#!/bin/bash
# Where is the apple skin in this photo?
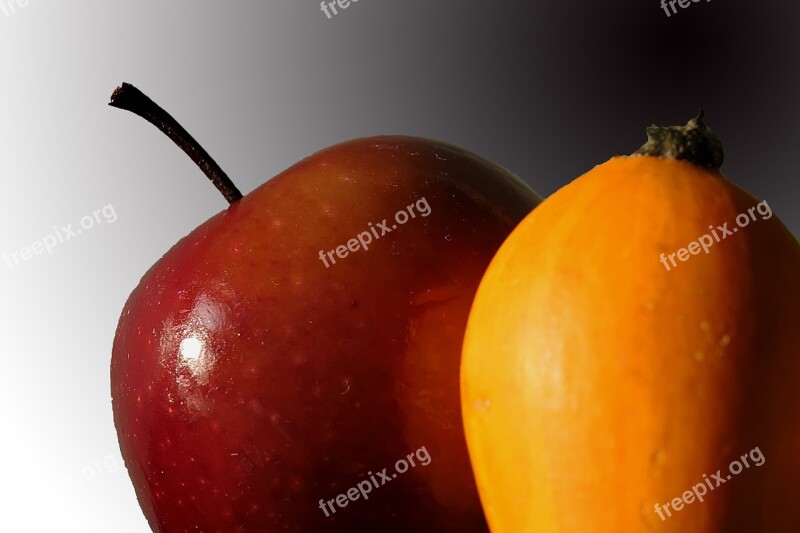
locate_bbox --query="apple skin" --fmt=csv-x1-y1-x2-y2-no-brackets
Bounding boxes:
111,136,540,532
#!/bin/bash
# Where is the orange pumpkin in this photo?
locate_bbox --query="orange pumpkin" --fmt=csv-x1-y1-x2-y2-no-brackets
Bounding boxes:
461,113,800,532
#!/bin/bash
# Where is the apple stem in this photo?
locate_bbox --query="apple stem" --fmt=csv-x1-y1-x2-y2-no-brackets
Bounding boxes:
108,82,243,204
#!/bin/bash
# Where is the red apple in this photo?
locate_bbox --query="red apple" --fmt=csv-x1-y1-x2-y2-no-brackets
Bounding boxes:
109,83,541,532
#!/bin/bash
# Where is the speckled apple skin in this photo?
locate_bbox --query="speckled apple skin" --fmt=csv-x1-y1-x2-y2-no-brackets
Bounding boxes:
111,136,540,532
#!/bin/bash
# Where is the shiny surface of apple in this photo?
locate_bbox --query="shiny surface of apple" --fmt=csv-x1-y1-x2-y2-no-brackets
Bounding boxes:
111,136,540,532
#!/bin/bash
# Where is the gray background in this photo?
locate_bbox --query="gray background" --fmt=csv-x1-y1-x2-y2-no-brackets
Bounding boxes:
1,0,797,531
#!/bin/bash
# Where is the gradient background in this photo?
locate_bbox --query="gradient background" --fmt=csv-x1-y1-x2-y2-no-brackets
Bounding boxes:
0,0,798,531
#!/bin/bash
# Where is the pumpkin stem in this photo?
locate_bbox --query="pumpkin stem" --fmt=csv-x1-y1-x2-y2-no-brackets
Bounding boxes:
632,110,724,171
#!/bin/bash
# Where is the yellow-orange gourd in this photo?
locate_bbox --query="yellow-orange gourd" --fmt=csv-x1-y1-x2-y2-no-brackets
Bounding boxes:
461,114,800,532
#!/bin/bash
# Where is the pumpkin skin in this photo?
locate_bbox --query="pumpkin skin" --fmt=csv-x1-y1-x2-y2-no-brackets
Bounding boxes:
461,153,800,532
